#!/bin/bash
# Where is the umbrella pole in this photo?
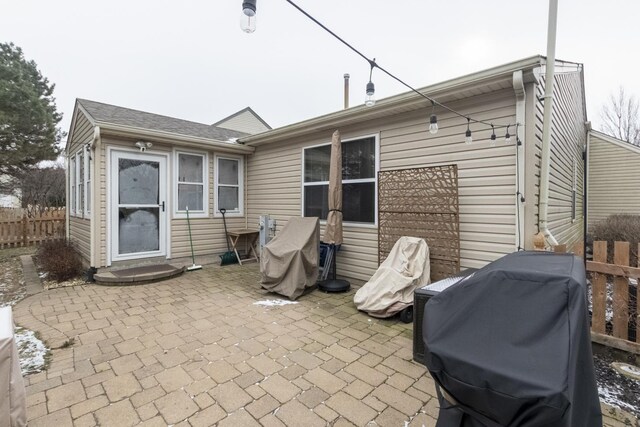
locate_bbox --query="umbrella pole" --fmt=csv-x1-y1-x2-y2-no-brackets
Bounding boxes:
319,244,350,293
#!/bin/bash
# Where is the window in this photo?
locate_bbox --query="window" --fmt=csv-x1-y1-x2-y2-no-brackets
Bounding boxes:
85,149,91,216
78,151,84,214
175,152,207,217
70,156,76,215
303,135,377,224
215,155,243,215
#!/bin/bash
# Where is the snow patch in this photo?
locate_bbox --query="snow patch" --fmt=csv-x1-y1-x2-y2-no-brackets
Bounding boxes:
14,327,49,375
599,383,639,415
253,299,298,307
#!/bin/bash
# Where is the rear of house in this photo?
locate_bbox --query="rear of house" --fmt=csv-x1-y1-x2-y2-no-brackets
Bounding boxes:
242,56,587,282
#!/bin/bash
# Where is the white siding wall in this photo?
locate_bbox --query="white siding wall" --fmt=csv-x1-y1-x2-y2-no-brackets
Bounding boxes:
67,109,94,262
588,133,640,227
247,89,518,281
532,71,586,248
216,110,270,135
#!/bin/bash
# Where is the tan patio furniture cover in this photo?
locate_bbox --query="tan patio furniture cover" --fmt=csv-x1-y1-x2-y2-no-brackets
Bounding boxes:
354,236,430,317
260,217,320,300
322,130,343,245
0,307,27,427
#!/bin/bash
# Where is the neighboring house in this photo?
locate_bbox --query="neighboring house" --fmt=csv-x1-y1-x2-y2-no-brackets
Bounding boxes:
65,99,265,268
0,175,20,208
241,55,586,280
67,55,587,282
587,130,640,228
212,107,271,134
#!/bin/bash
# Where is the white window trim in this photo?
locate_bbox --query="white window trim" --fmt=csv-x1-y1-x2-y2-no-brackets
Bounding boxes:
173,150,209,219
84,147,91,218
76,151,83,216
214,154,244,217
571,158,577,223
69,155,76,216
301,133,380,228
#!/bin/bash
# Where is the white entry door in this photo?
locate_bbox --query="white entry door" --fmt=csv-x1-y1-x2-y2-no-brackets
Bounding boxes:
110,150,167,262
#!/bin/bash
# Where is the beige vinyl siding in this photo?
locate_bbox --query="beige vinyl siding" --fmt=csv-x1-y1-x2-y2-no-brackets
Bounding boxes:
534,71,586,247
247,89,518,281
69,216,90,262
588,133,640,227
216,110,270,134
68,109,93,155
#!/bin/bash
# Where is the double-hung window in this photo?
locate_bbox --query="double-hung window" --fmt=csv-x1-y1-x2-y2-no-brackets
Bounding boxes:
78,151,84,214
70,156,76,216
176,152,207,217
303,135,377,224
85,149,91,216
215,155,243,215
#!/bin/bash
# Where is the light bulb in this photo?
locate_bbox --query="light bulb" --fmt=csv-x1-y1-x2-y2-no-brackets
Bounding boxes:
429,114,438,134
505,125,512,144
365,81,375,107
240,0,257,33
490,128,497,146
465,129,473,144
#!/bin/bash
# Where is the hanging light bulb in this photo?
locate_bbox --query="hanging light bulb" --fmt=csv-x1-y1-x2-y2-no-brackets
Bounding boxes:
505,125,512,144
429,101,438,134
465,118,472,144
490,124,497,147
365,60,376,107
240,0,257,33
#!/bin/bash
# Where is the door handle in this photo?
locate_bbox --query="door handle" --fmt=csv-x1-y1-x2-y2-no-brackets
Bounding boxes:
160,201,165,212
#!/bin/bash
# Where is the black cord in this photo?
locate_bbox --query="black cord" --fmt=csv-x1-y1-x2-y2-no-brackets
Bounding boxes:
284,0,514,129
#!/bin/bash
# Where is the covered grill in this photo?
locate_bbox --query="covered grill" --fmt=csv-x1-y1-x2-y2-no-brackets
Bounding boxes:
423,251,602,427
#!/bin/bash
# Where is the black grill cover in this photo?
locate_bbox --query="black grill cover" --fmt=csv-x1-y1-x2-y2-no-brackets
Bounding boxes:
423,251,602,427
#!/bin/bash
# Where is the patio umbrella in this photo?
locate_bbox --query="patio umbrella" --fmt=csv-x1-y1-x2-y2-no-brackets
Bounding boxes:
319,130,350,292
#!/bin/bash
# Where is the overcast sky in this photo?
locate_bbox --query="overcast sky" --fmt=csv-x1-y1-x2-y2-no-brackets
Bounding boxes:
2,0,639,145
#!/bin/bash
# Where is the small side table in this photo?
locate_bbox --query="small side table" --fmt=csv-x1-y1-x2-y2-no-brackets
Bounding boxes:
227,229,260,265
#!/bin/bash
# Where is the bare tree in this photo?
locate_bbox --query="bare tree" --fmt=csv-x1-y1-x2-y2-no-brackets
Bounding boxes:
16,164,65,217
600,87,640,145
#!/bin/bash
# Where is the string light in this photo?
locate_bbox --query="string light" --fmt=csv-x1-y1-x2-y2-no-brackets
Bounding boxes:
490,124,497,147
365,60,376,107
241,0,519,144
505,125,512,144
429,101,438,134
240,0,257,33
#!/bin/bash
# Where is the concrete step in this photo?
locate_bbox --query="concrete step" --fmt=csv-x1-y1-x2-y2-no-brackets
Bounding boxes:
94,264,185,285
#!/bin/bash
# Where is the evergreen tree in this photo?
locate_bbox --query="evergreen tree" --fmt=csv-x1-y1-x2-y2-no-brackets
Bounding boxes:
0,42,63,189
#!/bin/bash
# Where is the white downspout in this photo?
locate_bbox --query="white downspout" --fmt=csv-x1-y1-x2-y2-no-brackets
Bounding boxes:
512,70,526,251
538,0,559,247
90,127,101,268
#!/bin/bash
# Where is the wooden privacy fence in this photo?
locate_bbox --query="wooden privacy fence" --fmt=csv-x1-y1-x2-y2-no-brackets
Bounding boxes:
0,210,66,248
557,241,639,345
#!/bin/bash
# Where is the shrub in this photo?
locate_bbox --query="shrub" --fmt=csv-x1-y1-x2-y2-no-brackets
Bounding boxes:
36,239,83,282
589,214,640,266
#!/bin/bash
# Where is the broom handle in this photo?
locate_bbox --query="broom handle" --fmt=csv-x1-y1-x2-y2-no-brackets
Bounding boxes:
220,208,233,253
186,206,196,264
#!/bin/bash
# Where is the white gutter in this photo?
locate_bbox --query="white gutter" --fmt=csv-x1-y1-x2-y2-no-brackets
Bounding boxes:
90,126,101,268
95,122,255,155
512,70,526,251
538,0,559,248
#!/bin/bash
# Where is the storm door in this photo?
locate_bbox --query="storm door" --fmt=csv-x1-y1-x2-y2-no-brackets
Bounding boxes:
110,150,167,261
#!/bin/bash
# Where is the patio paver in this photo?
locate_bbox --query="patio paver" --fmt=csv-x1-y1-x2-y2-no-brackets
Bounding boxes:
12,260,637,426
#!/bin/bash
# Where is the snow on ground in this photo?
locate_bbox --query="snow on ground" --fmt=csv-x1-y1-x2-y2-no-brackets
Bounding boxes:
14,327,49,375
253,299,299,307
599,383,640,416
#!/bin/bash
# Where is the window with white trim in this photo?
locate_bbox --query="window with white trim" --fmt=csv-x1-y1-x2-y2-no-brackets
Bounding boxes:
85,148,91,216
175,152,207,217
303,136,377,224
215,155,243,215
78,150,84,214
69,155,76,216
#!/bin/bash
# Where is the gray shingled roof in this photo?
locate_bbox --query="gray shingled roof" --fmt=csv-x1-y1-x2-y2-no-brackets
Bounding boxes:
77,99,249,141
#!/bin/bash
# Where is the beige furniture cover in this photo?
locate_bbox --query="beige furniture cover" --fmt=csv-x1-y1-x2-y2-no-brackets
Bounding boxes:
260,217,320,300
0,307,26,427
354,236,430,317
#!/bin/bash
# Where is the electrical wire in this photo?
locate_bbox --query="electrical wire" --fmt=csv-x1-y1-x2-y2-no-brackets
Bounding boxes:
284,0,515,129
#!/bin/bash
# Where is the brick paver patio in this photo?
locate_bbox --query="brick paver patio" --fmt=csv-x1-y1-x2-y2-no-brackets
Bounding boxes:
13,263,440,426
12,260,637,426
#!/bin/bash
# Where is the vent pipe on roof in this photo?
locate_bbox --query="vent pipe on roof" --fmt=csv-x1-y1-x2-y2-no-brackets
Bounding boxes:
538,0,559,248
343,73,350,109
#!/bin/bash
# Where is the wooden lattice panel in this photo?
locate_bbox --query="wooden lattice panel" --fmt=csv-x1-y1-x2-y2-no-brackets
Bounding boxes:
378,165,460,281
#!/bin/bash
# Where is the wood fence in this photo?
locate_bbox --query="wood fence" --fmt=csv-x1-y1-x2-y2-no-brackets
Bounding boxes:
0,209,66,248
556,241,639,348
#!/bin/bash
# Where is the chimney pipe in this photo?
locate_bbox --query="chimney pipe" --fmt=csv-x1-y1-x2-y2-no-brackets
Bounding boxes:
343,73,350,109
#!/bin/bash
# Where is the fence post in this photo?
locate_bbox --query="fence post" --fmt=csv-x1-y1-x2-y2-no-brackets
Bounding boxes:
21,214,28,247
592,241,607,334
613,241,630,340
